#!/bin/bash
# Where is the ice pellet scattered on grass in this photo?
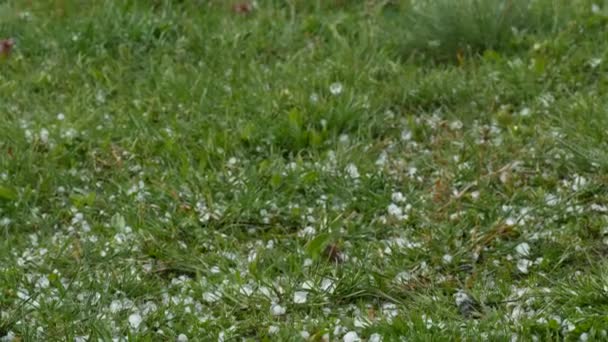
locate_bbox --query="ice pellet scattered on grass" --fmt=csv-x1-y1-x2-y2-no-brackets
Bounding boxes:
239,284,254,297
329,82,343,95
343,331,361,342
271,303,286,316
515,242,530,257
391,192,406,203
128,313,142,329
294,291,308,304
517,259,532,274
345,163,360,179
321,278,335,293
369,333,383,342
203,291,221,303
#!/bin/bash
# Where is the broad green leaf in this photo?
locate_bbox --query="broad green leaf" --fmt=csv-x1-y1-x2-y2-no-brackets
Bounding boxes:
0,185,17,201
111,213,126,230
306,233,330,259
70,192,96,208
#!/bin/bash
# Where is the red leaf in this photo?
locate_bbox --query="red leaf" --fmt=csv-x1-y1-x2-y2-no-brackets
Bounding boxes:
0,38,14,57
323,244,344,263
232,2,253,14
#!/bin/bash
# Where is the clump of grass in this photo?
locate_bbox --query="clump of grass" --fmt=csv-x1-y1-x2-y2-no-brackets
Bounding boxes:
400,0,581,62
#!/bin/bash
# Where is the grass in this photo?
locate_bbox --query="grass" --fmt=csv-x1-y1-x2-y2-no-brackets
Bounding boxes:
399,0,581,62
1,0,608,340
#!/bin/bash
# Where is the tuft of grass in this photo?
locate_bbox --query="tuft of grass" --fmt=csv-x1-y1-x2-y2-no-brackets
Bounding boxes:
399,0,585,62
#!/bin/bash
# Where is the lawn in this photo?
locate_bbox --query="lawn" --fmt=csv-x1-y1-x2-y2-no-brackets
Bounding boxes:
2,0,608,340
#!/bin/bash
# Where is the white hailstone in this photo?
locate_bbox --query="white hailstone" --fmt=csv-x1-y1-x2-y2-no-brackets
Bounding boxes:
369,333,383,342
589,58,602,69
562,319,575,333
300,331,310,339
329,82,343,95
239,284,254,297
515,242,531,257
303,258,313,267
454,290,480,318
353,317,369,328
375,151,388,166
203,291,221,303
343,331,361,342
109,300,123,313
544,194,558,206
519,108,531,117
210,266,221,274
259,286,273,299
454,291,472,307
505,217,517,226
517,259,532,274
442,254,453,264
298,226,316,237
266,239,275,249
401,129,412,141
387,204,406,220
391,192,406,203
320,278,335,293
177,334,188,342
39,128,49,144
36,276,49,289
268,326,279,334
422,314,435,329
310,93,319,103
247,250,257,263
345,163,360,179
394,271,412,283
57,113,65,121
142,301,158,315
270,304,286,316
449,120,463,130
128,313,143,329
320,119,328,129
572,175,587,191
293,291,308,304
580,333,589,342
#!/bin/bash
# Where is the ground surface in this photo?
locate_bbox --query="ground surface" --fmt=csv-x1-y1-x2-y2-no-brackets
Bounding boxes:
2,1,608,341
